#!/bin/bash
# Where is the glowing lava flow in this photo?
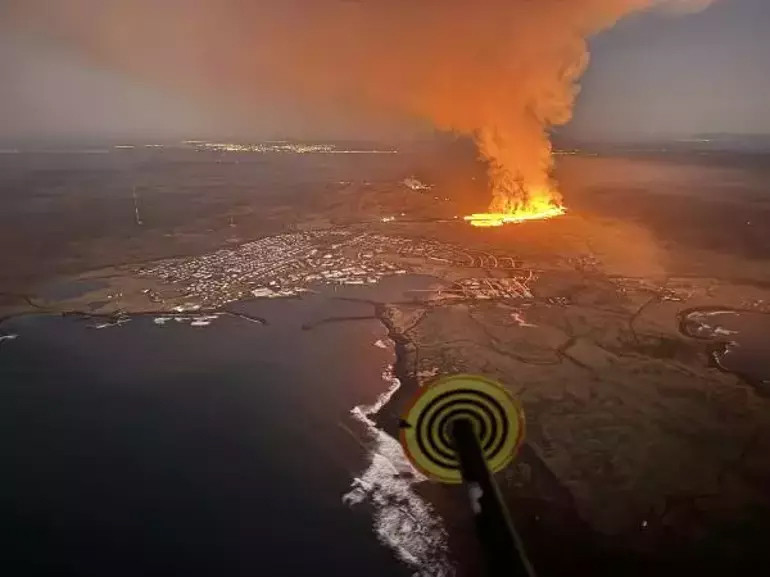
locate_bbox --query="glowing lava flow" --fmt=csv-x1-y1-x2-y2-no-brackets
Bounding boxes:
464,204,566,227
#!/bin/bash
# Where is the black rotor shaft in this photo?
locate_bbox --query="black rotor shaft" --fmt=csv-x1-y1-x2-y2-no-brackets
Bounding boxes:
451,418,536,577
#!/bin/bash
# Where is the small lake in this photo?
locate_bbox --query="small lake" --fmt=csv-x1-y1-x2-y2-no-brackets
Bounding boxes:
680,308,770,394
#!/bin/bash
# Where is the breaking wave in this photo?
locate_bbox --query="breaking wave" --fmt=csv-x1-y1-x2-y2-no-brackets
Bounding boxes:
343,364,454,576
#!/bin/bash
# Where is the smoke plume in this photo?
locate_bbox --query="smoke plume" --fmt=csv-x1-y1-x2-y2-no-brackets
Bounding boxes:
2,0,715,213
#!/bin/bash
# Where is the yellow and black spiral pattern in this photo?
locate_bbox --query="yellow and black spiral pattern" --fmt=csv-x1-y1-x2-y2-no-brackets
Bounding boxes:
400,374,525,484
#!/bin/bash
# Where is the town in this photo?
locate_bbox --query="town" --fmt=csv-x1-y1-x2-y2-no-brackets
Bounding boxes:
137,230,537,309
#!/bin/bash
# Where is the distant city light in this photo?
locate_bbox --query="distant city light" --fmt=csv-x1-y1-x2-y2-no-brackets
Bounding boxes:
194,142,398,155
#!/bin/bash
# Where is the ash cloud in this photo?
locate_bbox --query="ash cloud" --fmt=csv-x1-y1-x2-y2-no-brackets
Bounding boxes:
1,0,717,210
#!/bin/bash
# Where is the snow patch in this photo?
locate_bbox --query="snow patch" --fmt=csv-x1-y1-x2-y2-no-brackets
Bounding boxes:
403,177,432,192
154,314,221,328
713,327,739,337
511,311,537,328
90,317,131,329
687,310,741,339
417,367,440,381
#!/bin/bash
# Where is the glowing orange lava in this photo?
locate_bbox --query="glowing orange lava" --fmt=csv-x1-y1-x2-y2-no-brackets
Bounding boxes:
464,204,566,227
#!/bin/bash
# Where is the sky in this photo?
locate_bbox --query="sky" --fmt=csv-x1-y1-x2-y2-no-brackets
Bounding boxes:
0,0,767,142
572,0,770,137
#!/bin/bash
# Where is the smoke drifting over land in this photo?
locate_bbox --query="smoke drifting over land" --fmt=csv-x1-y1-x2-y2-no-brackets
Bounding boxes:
2,0,715,212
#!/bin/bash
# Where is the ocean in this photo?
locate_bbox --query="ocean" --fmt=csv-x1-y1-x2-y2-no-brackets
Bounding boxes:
0,277,449,577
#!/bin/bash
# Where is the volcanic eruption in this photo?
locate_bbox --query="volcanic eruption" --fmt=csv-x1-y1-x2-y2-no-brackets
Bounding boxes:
3,0,717,226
